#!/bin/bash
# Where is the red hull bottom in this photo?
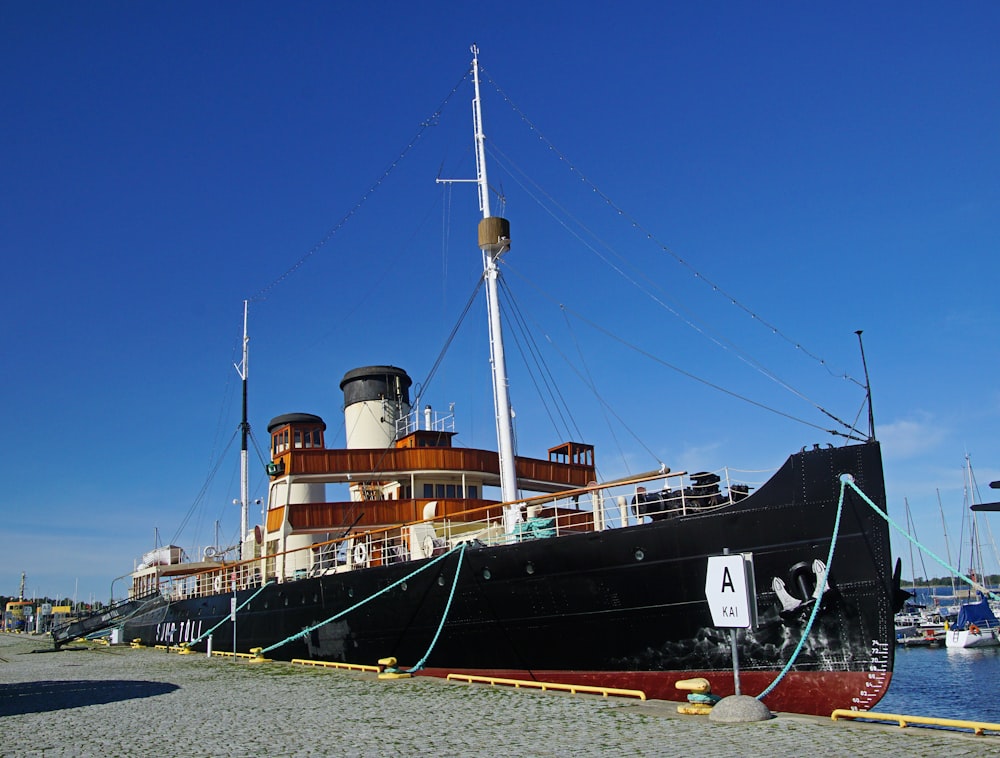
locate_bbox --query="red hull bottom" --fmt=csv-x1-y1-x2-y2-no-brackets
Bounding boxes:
418,667,893,717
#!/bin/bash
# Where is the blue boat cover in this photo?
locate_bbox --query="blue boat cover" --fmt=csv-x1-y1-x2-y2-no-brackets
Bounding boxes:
955,593,999,629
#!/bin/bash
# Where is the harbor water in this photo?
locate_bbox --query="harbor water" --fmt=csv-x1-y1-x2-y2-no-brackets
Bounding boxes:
881,644,1000,724
881,584,1000,723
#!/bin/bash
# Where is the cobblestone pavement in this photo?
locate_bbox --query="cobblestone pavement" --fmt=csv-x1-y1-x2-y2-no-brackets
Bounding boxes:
0,634,994,757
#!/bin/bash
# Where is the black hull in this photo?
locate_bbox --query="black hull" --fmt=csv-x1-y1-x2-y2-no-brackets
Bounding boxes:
123,442,894,716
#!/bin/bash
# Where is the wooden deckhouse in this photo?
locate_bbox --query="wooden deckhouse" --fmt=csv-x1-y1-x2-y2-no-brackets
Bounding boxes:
254,365,595,581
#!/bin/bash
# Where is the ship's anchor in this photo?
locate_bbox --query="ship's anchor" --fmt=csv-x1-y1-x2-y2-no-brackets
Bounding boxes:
771,559,831,618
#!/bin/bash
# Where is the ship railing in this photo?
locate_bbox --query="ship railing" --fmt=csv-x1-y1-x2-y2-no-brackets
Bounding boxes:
625,466,761,522
146,468,765,597
394,407,455,437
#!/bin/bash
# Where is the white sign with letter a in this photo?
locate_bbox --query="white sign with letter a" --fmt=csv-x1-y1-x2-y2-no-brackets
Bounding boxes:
704,553,757,628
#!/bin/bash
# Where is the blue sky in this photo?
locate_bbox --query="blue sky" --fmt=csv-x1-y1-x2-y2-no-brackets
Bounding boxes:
2,2,998,602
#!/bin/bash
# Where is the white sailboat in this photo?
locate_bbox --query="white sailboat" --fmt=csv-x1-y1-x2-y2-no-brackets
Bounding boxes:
946,455,1000,648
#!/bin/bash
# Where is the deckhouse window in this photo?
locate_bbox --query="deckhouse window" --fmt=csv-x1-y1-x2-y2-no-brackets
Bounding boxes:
422,483,477,498
417,437,448,447
271,425,324,454
265,539,278,580
273,428,290,455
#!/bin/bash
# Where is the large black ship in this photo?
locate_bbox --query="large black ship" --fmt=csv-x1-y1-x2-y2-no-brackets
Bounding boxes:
116,386,895,715
73,48,901,717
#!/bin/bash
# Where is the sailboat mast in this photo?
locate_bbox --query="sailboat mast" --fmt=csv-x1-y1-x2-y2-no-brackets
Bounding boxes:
965,453,985,585
904,498,916,588
237,299,250,543
471,45,518,508
937,489,957,597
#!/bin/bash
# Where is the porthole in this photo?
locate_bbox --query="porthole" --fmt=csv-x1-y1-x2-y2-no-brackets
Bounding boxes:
525,562,535,575
438,575,446,586
482,568,492,580
347,587,354,598
634,548,645,561
400,581,408,592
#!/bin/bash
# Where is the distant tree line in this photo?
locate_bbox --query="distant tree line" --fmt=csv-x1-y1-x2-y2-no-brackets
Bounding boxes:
905,575,1000,587
0,595,105,613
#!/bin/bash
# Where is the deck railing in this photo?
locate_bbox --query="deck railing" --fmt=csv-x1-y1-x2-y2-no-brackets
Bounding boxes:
140,466,761,602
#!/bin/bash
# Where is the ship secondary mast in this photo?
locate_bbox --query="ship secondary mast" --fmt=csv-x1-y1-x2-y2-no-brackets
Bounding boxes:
235,299,250,542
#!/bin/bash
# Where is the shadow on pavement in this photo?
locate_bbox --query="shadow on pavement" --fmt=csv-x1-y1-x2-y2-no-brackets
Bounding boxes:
0,679,179,716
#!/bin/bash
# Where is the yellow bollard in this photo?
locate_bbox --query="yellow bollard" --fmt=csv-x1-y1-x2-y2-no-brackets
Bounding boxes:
377,656,411,679
248,647,271,663
677,703,714,715
675,677,719,714
675,677,712,694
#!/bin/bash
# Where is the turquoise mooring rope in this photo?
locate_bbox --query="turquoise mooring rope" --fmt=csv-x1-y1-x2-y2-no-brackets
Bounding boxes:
756,476,847,701
757,475,998,702
406,541,467,673
185,579,275,648
844,479,1000,603
260,541,467,655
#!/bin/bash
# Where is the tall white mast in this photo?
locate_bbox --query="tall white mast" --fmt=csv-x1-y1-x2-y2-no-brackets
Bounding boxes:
471,45,519,511
235,299,250,543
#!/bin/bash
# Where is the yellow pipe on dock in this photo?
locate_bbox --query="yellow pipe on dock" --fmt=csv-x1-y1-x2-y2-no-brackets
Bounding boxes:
291,658,380,673
446,673,646,700
831,709,1000,736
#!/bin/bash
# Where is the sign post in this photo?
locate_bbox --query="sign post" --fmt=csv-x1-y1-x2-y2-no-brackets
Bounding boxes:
231,584,237,662
705,549,757,695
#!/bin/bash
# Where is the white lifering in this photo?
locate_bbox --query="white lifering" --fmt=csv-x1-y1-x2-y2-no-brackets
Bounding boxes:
353,542,369,566
422,535,437,558
213,576,222,593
